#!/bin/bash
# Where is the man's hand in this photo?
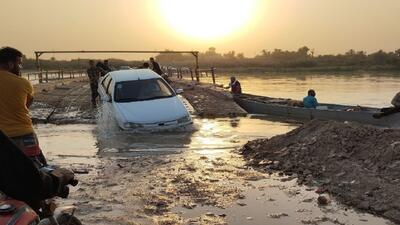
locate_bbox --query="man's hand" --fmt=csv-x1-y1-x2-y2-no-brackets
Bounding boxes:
51,168,75,186
50,168,77,198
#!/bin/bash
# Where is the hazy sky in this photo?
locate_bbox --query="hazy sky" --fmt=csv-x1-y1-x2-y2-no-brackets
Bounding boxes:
1,0,399,59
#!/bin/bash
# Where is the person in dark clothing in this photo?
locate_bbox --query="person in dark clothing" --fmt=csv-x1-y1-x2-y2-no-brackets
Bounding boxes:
150,57,163,75
87,60,101,106
227,76,242,94
96,61,107,76
0,130,75,212
102,60,112,72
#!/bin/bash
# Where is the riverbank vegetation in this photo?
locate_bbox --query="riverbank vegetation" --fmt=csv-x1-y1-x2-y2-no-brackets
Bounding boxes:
22,47,400,72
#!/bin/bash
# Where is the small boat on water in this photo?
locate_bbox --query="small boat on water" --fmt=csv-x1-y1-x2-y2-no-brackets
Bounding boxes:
234,93,400,128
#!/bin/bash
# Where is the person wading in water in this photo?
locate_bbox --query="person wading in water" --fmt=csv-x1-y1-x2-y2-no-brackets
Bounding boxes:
87,60,101,107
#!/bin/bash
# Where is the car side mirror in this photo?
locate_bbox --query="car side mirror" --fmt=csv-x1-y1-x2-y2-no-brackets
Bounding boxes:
175,88,184,94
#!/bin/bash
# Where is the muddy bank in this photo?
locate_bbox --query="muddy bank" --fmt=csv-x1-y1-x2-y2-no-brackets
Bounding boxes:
241,120,400,223
70,149,388,225
30,77,95,124
171,79,247,118
48,118,391,225
69,154,251,225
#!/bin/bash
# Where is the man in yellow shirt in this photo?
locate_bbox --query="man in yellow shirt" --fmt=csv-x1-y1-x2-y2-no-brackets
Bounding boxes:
0,47,46,166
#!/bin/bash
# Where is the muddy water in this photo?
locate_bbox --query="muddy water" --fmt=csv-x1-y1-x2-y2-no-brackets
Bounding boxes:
35,124,98,165
196,72,400,108
35,116,393,225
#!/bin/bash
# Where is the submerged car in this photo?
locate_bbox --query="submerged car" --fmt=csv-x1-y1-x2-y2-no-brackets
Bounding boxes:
98,69,192,130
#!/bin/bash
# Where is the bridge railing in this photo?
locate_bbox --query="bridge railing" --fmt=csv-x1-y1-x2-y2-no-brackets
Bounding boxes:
23,70,87,83
162,67,217,84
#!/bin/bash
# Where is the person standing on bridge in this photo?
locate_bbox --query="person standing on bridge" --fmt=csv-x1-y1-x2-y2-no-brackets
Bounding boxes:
87,60,101,107
0,47,47,167
150,57,163,75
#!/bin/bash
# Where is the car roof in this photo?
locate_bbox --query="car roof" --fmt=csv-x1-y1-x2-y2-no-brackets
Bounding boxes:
106,69,161,82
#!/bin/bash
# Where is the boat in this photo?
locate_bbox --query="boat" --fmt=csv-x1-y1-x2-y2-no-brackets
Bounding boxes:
234,93,400,128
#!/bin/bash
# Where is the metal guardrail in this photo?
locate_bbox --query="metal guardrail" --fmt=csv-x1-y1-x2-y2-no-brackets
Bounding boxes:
163,67,217,84
24,67,217,84
23,70,87,83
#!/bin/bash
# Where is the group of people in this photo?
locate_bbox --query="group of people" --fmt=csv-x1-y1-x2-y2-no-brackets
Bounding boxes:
86,57,164,106
0,47,75,213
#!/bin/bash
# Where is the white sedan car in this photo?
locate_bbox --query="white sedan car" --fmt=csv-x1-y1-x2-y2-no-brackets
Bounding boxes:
98,69,192,130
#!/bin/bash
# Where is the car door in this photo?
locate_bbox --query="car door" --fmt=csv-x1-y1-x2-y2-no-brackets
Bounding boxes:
98,76,114,121
105,78,123,126
98,75,111,101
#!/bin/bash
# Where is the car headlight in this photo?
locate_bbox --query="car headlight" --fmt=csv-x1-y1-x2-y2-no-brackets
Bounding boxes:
177,115,191,124
123,122,143,129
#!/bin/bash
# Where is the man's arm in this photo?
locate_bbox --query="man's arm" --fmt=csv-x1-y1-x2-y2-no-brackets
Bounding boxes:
26,80,34,108
26,95,33,108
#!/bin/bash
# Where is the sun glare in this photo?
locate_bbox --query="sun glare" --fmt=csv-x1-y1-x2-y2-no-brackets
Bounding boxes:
157,0,258,40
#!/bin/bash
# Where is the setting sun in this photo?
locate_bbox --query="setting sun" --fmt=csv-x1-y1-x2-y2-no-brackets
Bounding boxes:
157,0,258,40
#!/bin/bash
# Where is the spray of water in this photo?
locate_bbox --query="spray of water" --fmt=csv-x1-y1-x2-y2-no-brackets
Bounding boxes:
94,103,197,156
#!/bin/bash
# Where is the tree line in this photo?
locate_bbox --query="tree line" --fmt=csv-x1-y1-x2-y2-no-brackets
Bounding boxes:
21,47,400,72
155,47,400,71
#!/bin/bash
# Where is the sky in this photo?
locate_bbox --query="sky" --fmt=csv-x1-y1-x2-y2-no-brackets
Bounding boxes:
1,0,399,59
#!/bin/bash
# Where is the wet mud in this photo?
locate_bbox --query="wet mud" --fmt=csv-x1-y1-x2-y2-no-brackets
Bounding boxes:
241,120,400,223
31,77,96,124
36,118,393,225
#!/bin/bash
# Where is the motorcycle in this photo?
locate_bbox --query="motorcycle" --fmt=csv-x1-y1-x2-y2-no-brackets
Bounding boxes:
0,167,81,225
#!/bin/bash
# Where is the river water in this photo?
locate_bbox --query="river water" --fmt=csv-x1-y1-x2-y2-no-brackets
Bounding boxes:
198,71,400,108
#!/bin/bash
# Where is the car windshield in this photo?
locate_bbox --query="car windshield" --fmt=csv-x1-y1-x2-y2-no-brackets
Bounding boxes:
114,78,175,102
